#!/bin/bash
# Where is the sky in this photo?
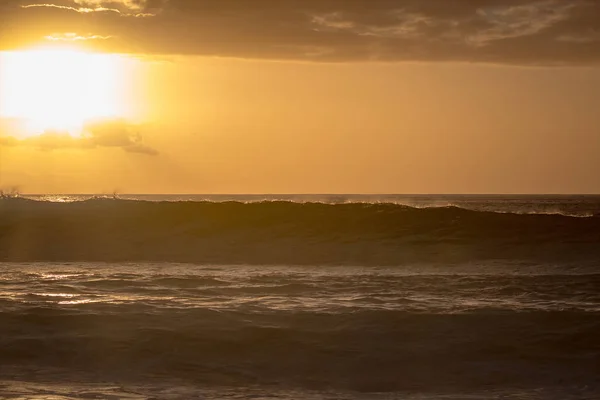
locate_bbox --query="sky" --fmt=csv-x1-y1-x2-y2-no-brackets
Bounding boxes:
1,0,600,194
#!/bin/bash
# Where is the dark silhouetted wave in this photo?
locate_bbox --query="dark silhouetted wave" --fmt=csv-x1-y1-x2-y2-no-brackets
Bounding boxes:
1,197,600,264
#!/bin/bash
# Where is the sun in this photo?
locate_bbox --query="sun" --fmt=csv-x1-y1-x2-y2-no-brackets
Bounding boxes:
0,47,124,137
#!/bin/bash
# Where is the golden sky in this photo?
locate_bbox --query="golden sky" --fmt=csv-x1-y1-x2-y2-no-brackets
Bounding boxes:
1,0,600,194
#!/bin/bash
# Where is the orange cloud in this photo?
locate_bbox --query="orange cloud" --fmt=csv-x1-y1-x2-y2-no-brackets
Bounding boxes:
0,119,158,155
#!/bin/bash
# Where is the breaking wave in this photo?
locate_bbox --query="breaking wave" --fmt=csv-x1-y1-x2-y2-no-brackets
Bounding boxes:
1,197,600,264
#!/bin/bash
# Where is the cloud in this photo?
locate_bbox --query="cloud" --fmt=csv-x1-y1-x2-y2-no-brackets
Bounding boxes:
312,10,433,39
467,1,575,46
84,119,158,155
21,1,157,16
45,32,112,41
0,119,158,155
21,3,124,15
2,0,600,65
74,0,150,11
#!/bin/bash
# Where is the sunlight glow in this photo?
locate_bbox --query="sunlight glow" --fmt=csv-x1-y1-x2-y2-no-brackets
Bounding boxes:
0,48,124,137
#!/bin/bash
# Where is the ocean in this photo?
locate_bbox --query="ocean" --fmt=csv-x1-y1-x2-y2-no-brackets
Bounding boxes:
0,195,599,399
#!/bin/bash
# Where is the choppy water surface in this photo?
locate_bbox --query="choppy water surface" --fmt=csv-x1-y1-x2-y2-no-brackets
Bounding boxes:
1,262,599,399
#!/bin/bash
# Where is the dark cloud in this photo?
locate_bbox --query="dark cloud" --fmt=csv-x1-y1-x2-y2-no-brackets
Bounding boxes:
0,119,158,155
1,0,600,65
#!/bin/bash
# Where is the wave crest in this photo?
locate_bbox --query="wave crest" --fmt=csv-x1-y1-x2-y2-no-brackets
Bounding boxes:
1,198,600,264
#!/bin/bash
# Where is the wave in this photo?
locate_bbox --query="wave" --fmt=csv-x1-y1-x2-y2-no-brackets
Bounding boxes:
1,197,600,264
20,193,600,217
0,304,598,392
1,261,598,395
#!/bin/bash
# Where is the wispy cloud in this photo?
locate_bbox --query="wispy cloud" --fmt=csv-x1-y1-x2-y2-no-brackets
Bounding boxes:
44,32,112,41
468,1,576,46
312,10,433,40
22,3,122,14
74,0,162,16
21,2,155,17
74,0,147,11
